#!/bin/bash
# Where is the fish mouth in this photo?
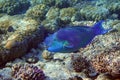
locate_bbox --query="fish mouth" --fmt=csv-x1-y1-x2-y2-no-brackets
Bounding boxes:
47,47,58,52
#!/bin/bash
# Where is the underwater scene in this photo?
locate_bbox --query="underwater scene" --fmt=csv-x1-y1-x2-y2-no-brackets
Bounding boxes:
0,0,120,80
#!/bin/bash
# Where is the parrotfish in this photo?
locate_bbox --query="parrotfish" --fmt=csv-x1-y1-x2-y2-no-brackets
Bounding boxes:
44,21,111,53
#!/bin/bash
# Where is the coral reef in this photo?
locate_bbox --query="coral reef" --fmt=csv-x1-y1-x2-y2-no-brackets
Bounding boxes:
25,4,49,21
104,20,120,32
95,74,113,80
80,5,110,20
71,54,89,72
26,56,39,64
42,50,53,60
12,63,46,80
41,7,61,33
68,76,83,80
0,0,120,80
40,0,56,7
41,18,61,33
55,0,70,8
46,7,60,20
0,0,30,15
30,0,88,8
96,0,120,13
95,74,115,80
0,67,13,80
70,20,120,78
0,15,44,65
91,45,120,77
78,31,120,77
30,0,70,8
60,7,79,23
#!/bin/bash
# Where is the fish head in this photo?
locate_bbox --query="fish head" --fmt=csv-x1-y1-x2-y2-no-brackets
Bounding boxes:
47,39,65,52
44,34,74,52
44,33,66,52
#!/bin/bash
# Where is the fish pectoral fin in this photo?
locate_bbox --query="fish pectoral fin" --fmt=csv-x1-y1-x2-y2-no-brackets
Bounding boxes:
64,43,73,48
63,41,74,48
65,44,73,48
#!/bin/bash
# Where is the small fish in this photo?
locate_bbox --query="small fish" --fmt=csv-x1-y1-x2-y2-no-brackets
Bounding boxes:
44,21,111,53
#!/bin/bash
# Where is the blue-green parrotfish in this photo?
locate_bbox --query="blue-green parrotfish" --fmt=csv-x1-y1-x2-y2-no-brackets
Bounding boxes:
44,21,111,53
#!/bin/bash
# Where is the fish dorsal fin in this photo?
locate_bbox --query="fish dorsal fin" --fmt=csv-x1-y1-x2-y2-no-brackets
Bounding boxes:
64,26,91,33
69,26,91,30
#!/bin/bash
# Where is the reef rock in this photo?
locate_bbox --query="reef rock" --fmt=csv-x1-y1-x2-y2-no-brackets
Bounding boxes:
0,15,44,65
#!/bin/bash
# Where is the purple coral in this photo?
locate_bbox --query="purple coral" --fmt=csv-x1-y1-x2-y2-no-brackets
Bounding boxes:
12,63,46,80
31,66,46,80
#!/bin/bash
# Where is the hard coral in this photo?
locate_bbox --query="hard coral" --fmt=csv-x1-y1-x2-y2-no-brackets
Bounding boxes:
25,4,49,21
0,0,30,15
91,43,120,78
46,7,60,20
71,54,89,72
96,0,120,13
42,7,60,33
12,63,46,80
60,7,79,23
80,5,109,20
30,0,70,8
73,20,120,78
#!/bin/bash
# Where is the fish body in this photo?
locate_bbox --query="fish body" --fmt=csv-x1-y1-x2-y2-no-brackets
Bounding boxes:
44,21,111,53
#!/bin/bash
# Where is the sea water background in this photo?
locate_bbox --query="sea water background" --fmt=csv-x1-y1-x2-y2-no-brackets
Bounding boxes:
0,0,119,80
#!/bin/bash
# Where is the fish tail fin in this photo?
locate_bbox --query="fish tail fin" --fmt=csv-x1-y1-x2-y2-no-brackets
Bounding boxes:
92,20,112,35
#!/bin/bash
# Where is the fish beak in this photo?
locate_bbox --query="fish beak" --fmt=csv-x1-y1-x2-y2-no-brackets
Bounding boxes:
47,47,56,52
